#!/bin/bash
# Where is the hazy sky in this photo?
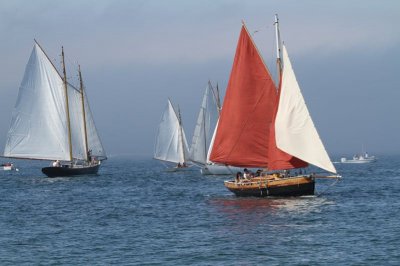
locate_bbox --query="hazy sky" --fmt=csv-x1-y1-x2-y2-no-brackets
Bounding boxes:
1,0,399,159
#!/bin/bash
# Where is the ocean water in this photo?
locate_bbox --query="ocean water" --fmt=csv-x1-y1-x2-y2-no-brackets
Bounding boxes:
1,155,399,265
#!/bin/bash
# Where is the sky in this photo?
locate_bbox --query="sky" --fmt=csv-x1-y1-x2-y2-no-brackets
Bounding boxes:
0,0,400,159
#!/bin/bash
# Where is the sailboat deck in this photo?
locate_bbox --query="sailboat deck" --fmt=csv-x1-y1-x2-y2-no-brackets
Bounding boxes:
225,175,314,188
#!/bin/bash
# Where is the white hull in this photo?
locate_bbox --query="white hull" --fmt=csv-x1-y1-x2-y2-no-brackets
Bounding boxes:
340,156,376,164
340,159,376,164
201,164,260,175
165,166,193,172
1,163,16,171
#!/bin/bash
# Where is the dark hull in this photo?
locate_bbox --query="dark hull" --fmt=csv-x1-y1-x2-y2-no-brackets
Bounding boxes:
225,176,315,197
42,164,100,177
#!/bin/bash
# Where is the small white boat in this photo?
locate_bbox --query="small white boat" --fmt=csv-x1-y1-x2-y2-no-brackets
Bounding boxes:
340,153,376,164
154,99,191,171
1,163,16,171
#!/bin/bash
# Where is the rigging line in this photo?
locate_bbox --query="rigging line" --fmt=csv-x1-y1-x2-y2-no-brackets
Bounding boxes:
315,178,341,197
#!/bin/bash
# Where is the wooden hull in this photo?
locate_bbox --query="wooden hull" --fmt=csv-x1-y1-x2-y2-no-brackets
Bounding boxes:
224,175,315,197
42,164,100,177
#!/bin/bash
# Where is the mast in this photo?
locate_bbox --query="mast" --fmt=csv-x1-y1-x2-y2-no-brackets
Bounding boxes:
202,88,208,163
78,65,89,162
215,82,221,116
274,14,283,81
177,105,185,163
61,46,73,162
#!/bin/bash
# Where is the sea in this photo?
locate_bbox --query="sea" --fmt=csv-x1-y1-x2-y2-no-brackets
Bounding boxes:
1,155,399,265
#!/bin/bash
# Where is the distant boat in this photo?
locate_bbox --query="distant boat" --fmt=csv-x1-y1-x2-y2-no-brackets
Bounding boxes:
208,16,339,197
1,162,16,171
189,82,258,175
154,99,191,171
3,40,107,177
340,152,376,164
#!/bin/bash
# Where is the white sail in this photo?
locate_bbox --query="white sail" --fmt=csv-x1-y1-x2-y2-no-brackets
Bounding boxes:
206,119,219,163
274,45,336,173
189,82,219,165
179,119,190,163
67,84,86,160
154,100,189,164
83,89,107,159
4,43,71,161
4,42,106,162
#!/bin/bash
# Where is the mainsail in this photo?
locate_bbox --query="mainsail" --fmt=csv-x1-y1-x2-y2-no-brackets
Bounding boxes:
189,81,219,165
209,25,278,168
3,42,106,162
154,100,189,164
4,43,70,160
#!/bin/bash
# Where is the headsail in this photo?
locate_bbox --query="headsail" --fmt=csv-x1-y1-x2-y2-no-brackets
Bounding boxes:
4,43,71,161
209,25,278,168
189,81,219,165
273,45,336,173
66,83,106,161
82,88,107,160
154,100,189,164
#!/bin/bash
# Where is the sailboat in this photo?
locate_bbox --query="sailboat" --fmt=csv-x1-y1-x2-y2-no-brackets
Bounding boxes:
3,40,106,177
189,81,225,173
208,16,339,197
154,99,191,171
1,162,16,171
190,82,258,175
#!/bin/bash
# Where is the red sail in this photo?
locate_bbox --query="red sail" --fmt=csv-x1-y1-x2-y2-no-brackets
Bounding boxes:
209,25,277,167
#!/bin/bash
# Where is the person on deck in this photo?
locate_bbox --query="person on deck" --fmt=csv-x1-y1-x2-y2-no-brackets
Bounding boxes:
235,172,242,183
87,149,92,162
243,168,250,179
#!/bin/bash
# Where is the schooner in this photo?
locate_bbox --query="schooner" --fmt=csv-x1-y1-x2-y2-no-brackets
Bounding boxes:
3,40,106,177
